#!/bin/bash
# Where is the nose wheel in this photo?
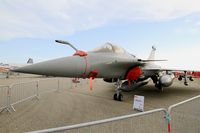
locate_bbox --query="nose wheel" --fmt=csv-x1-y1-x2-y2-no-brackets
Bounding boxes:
113,93,123,101
113,79,123,101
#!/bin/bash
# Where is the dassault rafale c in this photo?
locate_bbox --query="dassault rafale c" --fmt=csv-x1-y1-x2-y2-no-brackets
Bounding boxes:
12,40,196,101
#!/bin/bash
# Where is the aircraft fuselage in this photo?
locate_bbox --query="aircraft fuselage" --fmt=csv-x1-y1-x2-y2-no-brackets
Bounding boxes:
13,52,139,79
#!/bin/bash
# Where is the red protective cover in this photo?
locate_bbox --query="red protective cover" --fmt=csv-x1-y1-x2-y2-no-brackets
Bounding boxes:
126,66,142,81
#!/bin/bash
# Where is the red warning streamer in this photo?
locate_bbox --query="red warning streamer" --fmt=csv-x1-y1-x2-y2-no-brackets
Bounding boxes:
88,70,98,91
89,77,93,91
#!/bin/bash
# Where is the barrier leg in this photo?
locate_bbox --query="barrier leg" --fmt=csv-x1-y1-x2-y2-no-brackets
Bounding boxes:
164,113,171,133
36,81,40,99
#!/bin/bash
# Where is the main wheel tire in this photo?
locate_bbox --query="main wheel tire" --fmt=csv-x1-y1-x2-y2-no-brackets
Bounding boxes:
189,77,194,81
118,93,123,101
155,83,163,91
184,82,188,86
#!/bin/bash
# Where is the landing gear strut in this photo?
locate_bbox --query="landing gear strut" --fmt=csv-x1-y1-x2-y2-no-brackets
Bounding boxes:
113,79,123,101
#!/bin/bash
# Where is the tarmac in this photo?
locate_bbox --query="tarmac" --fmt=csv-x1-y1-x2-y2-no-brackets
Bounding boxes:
0,76,200,133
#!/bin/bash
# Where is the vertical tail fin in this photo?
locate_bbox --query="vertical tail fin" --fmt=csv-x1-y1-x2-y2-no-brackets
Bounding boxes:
27,58,33,64
144,46,164,69
147,46,156,60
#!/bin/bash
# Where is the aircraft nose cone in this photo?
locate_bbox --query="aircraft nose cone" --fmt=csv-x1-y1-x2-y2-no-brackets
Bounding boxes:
13,56,86,77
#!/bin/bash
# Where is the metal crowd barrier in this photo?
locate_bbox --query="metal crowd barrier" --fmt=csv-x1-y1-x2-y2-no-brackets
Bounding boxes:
26,108,168,133
0,78,71,113
26,95,200,133
168,95,200,133
10,81,38,106
0,85,10,112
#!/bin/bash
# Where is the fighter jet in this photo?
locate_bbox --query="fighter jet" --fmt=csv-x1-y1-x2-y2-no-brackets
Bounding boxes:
12,40,195,101
0,58,33,71
1,58,33,78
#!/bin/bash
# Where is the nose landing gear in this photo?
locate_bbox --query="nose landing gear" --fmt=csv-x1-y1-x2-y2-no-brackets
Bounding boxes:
113,79,123,101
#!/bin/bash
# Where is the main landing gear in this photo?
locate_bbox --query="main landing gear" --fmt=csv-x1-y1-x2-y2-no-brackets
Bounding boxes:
113,79,123,101
152,76,163,91
155,83,163,91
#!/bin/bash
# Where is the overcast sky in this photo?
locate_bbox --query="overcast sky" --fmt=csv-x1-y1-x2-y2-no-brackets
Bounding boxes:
0,0,200,70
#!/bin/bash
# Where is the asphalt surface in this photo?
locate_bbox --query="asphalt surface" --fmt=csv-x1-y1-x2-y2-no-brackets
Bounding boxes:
0,77,200,133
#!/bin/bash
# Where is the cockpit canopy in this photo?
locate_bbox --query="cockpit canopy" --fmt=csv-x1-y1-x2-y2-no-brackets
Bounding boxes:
91,43,126,54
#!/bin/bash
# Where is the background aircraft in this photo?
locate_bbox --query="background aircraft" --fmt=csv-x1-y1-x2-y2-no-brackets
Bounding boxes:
0,58,33,78
13,41,196,101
